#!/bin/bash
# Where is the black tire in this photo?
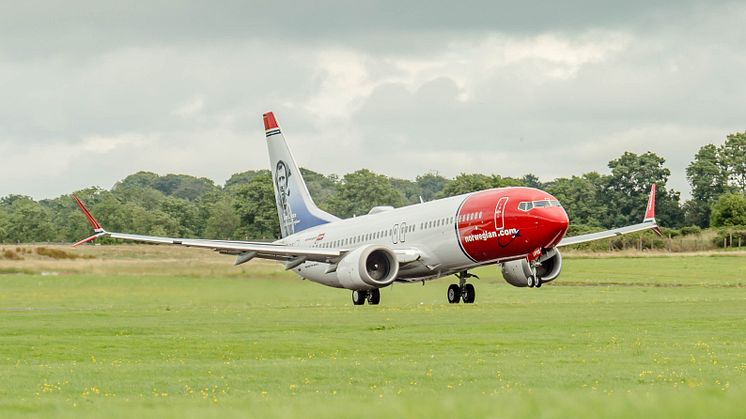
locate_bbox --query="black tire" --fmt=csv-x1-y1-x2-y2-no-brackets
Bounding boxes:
352,290,366,305
447,284,461,304
536,278,542,288
462,283,476,303
527,275,535,288
367,289,381,305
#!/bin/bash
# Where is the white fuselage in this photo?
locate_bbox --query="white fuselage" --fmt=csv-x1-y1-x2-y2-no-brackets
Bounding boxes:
278,193,487,288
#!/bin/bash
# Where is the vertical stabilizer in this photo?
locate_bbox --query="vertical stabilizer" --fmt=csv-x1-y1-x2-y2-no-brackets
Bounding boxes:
264,112,339,238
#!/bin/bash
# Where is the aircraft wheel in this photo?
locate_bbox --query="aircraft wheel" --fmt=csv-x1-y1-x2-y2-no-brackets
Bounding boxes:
536,278,542,288
367,289,381,305
447,284,461,304
462,283,476,304
352,290,367,305
527,275,535,288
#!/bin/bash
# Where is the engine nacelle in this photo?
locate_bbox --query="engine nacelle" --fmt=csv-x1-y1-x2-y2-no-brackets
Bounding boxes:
336,245,399,290
501,258,536,287
500,249,563,287
535,248,562,283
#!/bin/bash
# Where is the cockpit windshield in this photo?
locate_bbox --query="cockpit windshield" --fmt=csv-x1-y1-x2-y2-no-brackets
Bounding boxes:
518,199,562,211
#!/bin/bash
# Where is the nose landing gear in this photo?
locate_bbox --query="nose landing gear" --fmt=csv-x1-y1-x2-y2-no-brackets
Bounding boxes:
447,271,478,304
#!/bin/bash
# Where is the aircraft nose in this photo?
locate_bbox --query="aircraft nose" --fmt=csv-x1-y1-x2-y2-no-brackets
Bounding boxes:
540,208,569,247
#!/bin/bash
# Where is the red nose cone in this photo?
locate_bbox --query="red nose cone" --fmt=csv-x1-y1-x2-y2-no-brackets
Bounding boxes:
540,208,569,247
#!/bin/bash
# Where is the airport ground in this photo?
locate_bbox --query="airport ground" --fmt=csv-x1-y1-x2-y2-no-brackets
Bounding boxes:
0,245,744,418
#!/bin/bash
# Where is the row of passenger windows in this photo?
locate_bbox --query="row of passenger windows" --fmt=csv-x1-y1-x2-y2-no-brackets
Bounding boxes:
317,224,416,248
518,200,562,211
420,217,452,230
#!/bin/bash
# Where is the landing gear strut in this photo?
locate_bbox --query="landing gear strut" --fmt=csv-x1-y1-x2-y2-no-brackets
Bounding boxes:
351,289,381,305
448,271,478,304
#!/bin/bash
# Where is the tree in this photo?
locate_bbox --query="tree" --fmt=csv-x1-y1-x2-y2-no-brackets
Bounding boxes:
605,152,684,228
521,173,543,189
299,168,338,209
160,197,202,236
685,144,728,227
710,193,746,227
544,173,607,226
416,172,449,201
326,169,405,218
152,174,219,201
720,132,746,193
389,177,421,205
231,172,280,239
0,195,55,243
114,171,159,189
437,173,493,198
224,170,268,190
491,175,526,188
0,207,8,242
203,196,241,239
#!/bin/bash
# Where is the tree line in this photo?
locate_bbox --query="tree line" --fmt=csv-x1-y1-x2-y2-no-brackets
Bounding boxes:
1,132,744,244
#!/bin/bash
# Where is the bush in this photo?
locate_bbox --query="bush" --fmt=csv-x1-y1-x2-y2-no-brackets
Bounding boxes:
713,228,746,248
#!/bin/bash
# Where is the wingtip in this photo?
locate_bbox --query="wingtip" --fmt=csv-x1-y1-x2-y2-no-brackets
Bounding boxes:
73,194,103,232
643,183,656,223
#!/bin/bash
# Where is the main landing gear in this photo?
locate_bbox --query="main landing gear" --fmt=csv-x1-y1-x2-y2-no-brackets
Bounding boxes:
447,271,478,304
352,289,381,305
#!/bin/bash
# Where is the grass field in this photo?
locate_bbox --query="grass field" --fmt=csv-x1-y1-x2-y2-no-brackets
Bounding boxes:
1,245,745,418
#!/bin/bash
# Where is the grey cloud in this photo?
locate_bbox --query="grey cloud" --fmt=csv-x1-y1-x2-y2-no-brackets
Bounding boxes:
0,1,733,58
1,1,745,200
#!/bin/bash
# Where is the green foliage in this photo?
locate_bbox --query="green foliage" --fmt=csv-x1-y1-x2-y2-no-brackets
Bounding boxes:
712,227,746,248
415,172,449,202
0,207,8,242
0,195,55,243
299,168,338,210
521,173,543,189
438,173,493,197
684,132,746,227
326,169,406,218
231,172,280,239
720,132,746,192
203,196,242,240
710,193,746,227
685,144,728,227
544,173,607,226
605,152,683,228
224,170,269,190
152,174,219,201
389,177,421,205
0,146,705,243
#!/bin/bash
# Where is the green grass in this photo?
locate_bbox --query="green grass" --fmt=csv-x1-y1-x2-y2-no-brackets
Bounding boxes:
0,247,745,418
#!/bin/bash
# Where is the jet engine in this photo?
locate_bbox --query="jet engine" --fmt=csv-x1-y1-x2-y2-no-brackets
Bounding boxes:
336,244,399,290
500,248,563,287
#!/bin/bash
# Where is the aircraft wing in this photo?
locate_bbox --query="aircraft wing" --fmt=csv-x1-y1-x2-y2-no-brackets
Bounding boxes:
556,184,662,248
72,195,343,266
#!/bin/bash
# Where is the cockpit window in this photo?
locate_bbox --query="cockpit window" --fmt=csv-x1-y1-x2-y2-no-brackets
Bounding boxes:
518,200,562,211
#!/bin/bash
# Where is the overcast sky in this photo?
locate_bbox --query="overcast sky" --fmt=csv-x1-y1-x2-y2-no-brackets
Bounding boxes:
2,1,745,200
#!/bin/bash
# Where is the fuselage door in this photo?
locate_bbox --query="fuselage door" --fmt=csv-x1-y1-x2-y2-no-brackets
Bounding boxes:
494,197,509,231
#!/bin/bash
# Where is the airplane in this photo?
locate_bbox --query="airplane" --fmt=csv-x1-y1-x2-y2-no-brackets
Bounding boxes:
73,112,662,305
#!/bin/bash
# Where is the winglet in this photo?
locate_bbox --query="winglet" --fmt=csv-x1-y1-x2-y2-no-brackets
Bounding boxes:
72,195,107,246
643,184,663,236
643,184,656,223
